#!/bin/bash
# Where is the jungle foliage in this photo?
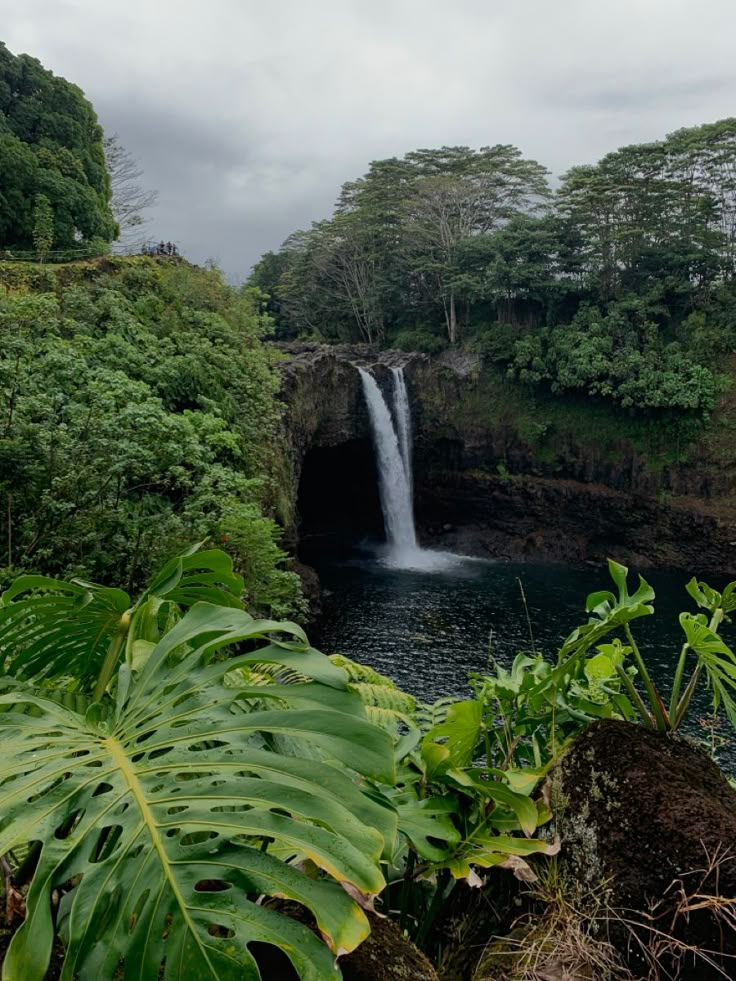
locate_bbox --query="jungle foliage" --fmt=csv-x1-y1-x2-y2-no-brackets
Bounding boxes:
252,120,736,416
0,550,734,978
0,547,396,980
0,258,302,617
0,547,557,979
0,42,116,252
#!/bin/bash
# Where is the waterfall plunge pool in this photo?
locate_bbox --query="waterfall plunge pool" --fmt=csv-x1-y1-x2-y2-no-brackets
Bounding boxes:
303,364,736,771
310,550,736,772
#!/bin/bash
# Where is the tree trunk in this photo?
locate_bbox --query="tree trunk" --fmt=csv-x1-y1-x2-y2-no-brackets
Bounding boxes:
448,291,457,344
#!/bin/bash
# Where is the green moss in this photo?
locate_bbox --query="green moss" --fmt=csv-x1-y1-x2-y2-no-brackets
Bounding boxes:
424,358,736,480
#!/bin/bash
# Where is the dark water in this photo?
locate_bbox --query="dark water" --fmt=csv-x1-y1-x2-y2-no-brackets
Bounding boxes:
311,547,736,771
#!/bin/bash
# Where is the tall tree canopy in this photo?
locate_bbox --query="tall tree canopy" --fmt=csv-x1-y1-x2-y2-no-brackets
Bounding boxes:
257,145,549,346
252,121,736,417
0,42,116,251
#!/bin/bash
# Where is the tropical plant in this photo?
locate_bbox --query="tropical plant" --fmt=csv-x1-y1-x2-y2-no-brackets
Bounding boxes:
0,549,397,980
553,560,736,733
243,651,560,952
374,697,557,956
0,544,244,696
468,646,636,771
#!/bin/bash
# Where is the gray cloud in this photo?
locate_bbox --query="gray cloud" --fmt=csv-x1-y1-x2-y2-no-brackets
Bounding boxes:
2,0,736,280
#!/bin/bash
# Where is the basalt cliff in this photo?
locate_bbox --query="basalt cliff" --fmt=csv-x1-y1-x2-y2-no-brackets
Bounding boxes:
274,343,736,575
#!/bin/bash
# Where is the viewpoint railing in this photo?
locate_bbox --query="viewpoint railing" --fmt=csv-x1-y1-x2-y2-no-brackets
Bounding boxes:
0,246,108,264
0,241,181,264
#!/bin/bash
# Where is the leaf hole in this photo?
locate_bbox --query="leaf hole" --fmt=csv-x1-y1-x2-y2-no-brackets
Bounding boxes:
179,830,218,846
187,740,228,753
195,879,232,893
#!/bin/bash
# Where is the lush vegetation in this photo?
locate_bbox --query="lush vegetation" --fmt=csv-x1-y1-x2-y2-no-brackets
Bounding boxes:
0,43,116,254
0,546,554,979
251,121,736,417
0,551,733,978
2,41,735,980
0,548,396,979
0,257,302,617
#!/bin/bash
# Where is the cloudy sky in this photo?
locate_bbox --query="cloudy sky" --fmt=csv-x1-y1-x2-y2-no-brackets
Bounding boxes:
2,0,735,280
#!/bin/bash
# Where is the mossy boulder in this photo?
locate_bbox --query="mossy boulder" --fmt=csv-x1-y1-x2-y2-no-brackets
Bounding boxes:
553,719,736,979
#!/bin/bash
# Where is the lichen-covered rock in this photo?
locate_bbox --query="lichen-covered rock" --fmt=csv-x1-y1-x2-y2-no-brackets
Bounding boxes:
553,719,736,979
339,911,438,981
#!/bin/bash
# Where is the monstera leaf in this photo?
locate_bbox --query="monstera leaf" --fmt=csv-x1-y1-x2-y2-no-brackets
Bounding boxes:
0,545,244,692
0,603,396,981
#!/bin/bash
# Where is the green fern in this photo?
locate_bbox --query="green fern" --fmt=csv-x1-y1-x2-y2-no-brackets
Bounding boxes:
328,654,417,729
415,694,460,734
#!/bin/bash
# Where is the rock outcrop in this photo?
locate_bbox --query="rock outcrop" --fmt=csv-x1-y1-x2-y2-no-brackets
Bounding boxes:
552,719,736,979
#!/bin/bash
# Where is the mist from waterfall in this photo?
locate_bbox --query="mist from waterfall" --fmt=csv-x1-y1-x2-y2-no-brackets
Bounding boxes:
358,366,462,571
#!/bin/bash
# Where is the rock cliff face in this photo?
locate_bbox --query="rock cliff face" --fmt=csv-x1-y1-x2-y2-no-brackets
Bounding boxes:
275,343,736,574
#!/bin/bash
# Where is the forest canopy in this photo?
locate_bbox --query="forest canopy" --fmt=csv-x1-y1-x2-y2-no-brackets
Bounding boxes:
251,120,736,415
0,42,116,251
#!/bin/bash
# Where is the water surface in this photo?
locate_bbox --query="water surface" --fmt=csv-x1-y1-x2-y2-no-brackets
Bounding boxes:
311,548,736,771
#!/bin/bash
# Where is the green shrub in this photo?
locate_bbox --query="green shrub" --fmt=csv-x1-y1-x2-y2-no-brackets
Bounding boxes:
393,328,447,355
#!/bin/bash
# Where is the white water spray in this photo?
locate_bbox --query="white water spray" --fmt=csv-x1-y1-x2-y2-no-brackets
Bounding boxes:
358,366,461,571
358,368,418,555
391,366,413,496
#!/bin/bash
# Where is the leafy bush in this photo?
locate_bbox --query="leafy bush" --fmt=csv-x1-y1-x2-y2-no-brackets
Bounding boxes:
469,322,520,363
0,259,302,617
511,306,723,413
392,328,447,355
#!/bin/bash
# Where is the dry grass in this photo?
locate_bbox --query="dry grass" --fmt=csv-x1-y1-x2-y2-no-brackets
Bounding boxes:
473,847,736,981
611,843,736,981
473,861,633,981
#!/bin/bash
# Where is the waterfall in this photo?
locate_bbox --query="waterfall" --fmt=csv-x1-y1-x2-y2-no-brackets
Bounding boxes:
358,365,461,571
391,366,413,496
358,367,418,557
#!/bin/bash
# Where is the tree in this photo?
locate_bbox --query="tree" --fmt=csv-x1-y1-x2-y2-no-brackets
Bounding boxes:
104,133,158,250
31,193,54,261
400,146,550,342
309,215,386,345
0,41,116,250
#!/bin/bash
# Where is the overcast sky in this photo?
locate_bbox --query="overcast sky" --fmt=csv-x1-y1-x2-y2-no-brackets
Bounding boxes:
2,0,736,280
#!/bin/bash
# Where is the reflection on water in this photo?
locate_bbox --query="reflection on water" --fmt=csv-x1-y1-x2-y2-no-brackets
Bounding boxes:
311,549,735,771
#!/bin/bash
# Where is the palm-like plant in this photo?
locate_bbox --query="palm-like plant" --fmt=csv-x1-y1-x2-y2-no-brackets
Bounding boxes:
0,548,397,980
0,545,245,697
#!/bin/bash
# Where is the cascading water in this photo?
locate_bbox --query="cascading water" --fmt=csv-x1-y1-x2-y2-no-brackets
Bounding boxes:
391,366,413,496
357,368,418,557
358,365,461,571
